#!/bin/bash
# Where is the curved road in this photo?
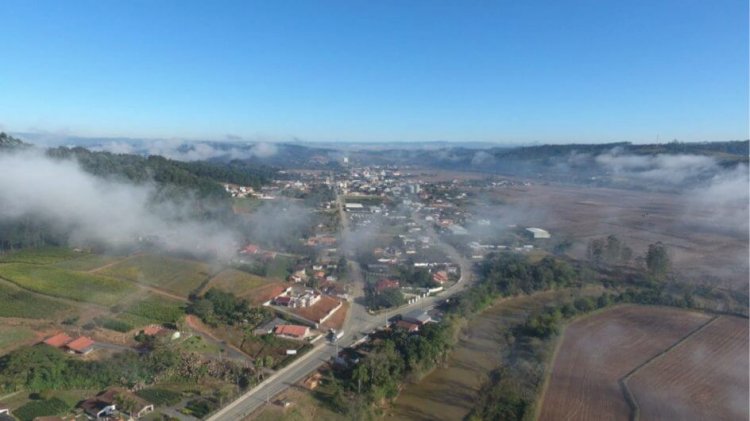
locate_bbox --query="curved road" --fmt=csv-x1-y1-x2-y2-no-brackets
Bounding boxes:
208,196,476,421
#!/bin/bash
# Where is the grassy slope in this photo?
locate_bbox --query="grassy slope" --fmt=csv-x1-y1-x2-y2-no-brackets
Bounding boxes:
98,254,213,297
0,263,135,306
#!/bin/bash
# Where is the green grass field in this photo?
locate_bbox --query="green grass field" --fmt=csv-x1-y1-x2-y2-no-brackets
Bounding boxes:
0,263,136,306
0,326,36,352
232,197,263,213
208,269,272,296
99,254,213,297
53,254,124,271
123,294,185,324
0,247,86,265
266,255,296,279
0,281,73,319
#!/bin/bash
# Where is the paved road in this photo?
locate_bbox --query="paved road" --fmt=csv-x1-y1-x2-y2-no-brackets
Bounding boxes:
208,197,475,421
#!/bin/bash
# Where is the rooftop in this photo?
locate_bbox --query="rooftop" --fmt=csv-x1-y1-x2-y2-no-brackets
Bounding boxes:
275,324,309,338
66,336,95,352
43,333,73,348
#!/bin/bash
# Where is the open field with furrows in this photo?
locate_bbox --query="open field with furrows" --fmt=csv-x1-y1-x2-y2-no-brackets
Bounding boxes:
629,316,749,421
98,254,215,297
0,263,136,306
206,269,275,296
52,254,125,271
481,183,749,291
0,280,73,319
537,305,714,421
385,287,603,421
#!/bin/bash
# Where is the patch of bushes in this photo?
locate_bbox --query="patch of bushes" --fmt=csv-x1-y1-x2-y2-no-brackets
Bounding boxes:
96,317,134,333
13,397,69,421
182,398,217,418
136,388,183,406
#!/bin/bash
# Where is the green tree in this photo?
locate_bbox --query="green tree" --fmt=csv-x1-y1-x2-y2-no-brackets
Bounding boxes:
604,235,622,264
646,242,670,278
586,238,605,265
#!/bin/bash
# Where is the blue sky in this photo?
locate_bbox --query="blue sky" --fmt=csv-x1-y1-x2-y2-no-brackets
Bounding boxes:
0,0,747,143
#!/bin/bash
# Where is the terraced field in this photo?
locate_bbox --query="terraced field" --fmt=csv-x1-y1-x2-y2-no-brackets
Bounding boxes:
0,263,136,306
98,254,214,297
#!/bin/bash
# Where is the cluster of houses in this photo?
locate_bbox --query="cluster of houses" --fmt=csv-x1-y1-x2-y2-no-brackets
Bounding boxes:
223,183,255,198
43,332,95,355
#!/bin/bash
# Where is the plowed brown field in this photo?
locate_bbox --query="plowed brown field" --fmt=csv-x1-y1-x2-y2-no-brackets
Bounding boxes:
629,316,749,421
538,305,713,421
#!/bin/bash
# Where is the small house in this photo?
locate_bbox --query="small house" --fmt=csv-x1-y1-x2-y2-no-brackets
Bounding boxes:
43,333,72,348
66,336,95,355
274,324,309,339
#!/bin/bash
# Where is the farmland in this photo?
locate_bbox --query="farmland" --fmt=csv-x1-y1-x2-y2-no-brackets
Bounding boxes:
0,263,136,306
482,183,749,291
53,254,124,271
0,247,85,265
207,269,274,296
0,281,72,319
629,316,749,420
98,254,215,297
537,305,721,421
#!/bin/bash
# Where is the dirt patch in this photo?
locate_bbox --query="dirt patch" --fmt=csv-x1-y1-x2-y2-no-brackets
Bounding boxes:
321,301,349,331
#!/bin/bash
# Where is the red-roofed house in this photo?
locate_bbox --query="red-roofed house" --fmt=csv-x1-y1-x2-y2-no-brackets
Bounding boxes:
375,278,400,293
432,270,448,284
142,325,165,336
66,337,95,355
241,244,260,254
395,320,420,333
43,333,72,348
274,324,309,339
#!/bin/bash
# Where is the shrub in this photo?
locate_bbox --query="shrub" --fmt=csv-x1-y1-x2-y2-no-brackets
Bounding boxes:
14,398,69,421
136,388,182,406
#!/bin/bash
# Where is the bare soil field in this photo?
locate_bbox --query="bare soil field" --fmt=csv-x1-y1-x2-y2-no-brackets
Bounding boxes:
485,183,749,291
537,305,716,421
629,316,749,421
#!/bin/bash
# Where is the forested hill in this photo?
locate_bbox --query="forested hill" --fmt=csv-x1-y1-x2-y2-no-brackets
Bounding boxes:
0,132,276,198
46,146,275,197
0,132,27,149
490,140,749,164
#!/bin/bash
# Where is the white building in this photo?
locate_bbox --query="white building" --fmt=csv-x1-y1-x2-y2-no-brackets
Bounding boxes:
526,227,551,239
